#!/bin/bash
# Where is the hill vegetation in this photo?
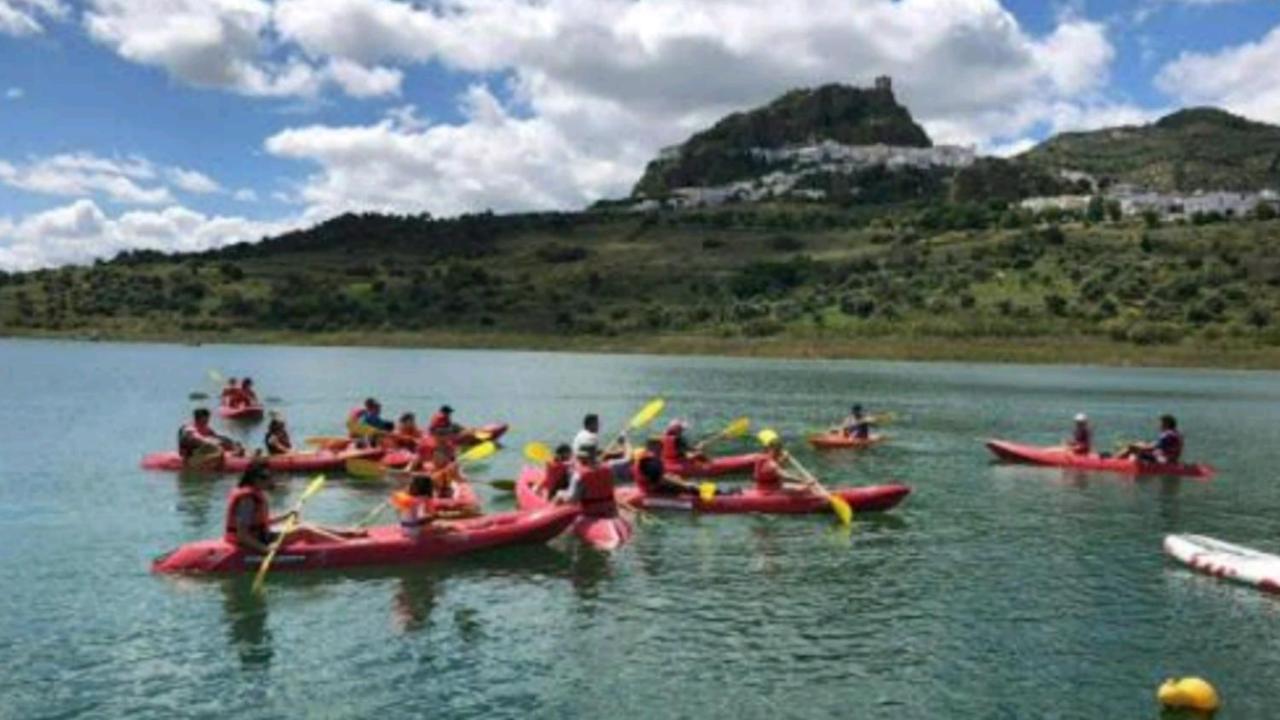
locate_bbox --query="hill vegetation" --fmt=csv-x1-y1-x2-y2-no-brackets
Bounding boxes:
1019,107,1280,192
3,204,1280,367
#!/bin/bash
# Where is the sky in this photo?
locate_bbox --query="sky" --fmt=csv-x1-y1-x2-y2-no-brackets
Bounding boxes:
2,0,1280,271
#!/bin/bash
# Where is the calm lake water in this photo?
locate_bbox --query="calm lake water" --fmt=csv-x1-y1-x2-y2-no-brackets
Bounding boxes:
2,338,1280,719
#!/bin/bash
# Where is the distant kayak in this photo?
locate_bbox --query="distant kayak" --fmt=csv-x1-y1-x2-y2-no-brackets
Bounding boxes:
985,439,1214,478
617,483,910,515
515,466,632,551
807,433,888,450
1164,534,1280,594
218,405,264,421
663,453,763,478
141,448,383,474
152,505,577,575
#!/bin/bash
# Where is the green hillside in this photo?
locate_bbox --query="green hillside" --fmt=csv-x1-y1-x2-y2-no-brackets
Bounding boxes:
4,205,1280,367
1020,108,1280,192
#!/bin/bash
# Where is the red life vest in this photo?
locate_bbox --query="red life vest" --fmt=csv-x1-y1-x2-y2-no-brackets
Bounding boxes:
576,462,617,518
753,456,782,492
429,412,452,431
224,487,270,544
541,460,570,496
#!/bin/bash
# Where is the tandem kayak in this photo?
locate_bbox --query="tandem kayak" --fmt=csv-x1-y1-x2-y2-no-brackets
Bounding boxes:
515,467,633,551
152,505,577,575
141,448,384,474
219,405,265,421
663,453,763,478
807,433,888,450
616,482,910,514
1164,534,1280,594
985,439,1214,478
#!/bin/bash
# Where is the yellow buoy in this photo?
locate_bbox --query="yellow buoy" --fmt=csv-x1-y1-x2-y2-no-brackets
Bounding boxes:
1157,677,1220,713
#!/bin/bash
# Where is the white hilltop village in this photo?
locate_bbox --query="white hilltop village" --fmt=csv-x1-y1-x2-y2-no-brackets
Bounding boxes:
626,77,1280,219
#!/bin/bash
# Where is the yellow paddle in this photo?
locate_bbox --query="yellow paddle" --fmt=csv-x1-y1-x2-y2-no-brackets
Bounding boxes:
757,428,853,526
524,442,553,464
699,482,717,502
695,417,750,449
252,474,326,593
628,399,666,432
346,441,499,480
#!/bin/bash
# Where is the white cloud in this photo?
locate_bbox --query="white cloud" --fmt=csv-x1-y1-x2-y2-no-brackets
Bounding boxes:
254,0,1131,218
0,199,291,271
0,153,172,205
233,188,258,202
5,87,23,100
325,58,402,98
167,167,223,194
1156,24,1280,122
0,0,65,36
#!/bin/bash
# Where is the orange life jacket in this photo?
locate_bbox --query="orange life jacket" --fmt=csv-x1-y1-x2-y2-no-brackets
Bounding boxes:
576,462,617,518
224,487,270,544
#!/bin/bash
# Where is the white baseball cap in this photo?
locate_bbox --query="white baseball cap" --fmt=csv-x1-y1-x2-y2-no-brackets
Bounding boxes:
1074,413,1088,422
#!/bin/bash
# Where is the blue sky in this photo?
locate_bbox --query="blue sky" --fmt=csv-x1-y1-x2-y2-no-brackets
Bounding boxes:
2,0,1279,270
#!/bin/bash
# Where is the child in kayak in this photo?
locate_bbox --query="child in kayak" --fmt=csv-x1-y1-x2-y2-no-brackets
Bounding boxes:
1120,414,1184,464
840,404,874,439
264,416,292,455
178,408,242,467
554,442,632,509
348,398,394,444
754,437,813,493
238,377,260,407
635,438,703,497
660,420,706,465
386,412,422,450
1066,413,1091,455
393,474,441,540
220,378,241,407
538,444,574,497
225,462,362,553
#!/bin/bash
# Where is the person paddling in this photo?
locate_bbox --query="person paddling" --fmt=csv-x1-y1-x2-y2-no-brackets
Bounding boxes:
220,378,241,407
660,420,705,464
753,436,813,493
1067,413,1091,455
572,414,601,457
841,404,874,440
238,377,260,408
179,408,242,468
394,474,442,540
225,462,361,553
387,412,422,450
1120,414,1184,464
538,443,574,497
264,416,292,456
348,398,394,445
554,441,631,512
635,438,704,497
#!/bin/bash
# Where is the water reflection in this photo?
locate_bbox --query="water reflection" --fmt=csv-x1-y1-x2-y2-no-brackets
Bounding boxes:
392,574,437,634
219,578,272,669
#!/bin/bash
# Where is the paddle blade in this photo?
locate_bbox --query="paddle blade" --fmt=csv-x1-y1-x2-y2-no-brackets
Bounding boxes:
489,479,516,492
829,495,854,526
756,429,780,447
345,458,386,480
629,399,666,431
524,442,553,464
208,369,225,385
188,392,209,401
300,474,327,501
699,482,717,502
722,417,751,438
471,429,492,441
305,436,349,449
460,441,497,464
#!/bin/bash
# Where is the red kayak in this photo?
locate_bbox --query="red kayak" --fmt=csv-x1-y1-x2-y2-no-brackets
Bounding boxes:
985,439,1214,478
663,453,763,478
515,467,633,551
219,405,265,421
617,482,910,514
808,433,888,450
141,448,384,474
152,505,577,574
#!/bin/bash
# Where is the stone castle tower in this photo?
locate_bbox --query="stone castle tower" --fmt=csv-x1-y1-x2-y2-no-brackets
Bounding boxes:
874,76,893,93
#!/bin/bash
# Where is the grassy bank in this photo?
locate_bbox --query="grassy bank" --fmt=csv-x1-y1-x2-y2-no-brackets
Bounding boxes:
6,326,1280,370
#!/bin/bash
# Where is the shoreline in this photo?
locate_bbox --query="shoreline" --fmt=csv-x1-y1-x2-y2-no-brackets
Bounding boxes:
5,327,1280,370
